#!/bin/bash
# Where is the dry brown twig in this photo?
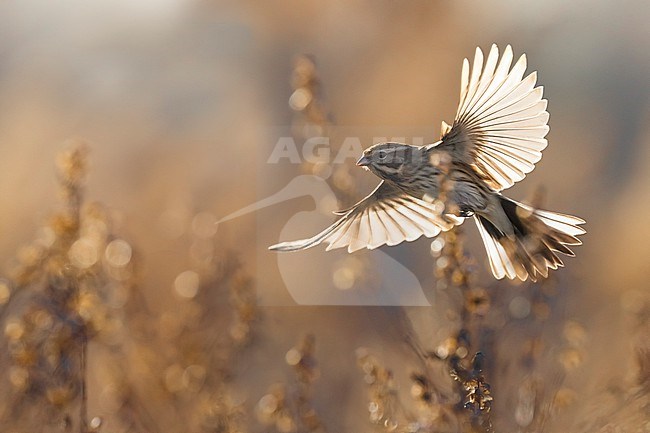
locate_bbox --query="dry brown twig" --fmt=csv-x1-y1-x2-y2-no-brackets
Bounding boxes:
257,334,327,433
0,141,138,432
0,142,259,433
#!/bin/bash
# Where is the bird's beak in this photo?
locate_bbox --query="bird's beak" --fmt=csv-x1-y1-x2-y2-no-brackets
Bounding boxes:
356,155,371,166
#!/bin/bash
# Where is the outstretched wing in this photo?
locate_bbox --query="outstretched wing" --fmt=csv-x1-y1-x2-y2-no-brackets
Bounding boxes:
269,181,461,253
435,44,549,192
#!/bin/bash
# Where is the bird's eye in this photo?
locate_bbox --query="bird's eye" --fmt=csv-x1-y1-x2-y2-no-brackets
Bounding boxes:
377,150,387,160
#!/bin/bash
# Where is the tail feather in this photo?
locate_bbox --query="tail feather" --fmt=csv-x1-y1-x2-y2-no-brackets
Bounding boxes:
476,196,585,281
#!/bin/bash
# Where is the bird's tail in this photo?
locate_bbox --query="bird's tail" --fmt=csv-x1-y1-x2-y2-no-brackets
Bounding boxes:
475,196,585,281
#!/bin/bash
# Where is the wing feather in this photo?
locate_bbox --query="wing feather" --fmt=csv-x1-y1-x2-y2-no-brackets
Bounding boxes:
457,47,484,117
326,218,355,251
346,214,363,253
376,202,409,246
269,181,462,252
440,44,550,192
478,99,547,126
394,198,442,237
385,205,424,242
357,209,372,247
472,77,541,125
367,208,387,249
461,45,499,119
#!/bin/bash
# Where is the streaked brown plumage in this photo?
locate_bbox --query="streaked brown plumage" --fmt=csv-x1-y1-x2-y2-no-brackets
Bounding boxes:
269,44,585,281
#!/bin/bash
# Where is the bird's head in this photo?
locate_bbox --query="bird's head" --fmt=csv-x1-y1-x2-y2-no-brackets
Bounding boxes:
356,142,419,180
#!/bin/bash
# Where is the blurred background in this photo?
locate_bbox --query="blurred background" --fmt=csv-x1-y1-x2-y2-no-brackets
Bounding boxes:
0,0,649,432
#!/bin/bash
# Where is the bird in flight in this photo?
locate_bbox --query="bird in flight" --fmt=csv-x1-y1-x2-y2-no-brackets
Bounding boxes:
269,44,585,281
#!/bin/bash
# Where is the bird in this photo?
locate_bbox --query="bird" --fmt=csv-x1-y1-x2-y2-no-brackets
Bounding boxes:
269,44,585,282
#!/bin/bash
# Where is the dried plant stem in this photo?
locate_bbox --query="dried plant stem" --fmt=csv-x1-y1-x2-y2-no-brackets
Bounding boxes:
79,329,88,433
431,222,494,432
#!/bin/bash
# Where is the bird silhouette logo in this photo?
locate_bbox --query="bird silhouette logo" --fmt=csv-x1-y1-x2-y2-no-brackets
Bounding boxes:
217,174,433,306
